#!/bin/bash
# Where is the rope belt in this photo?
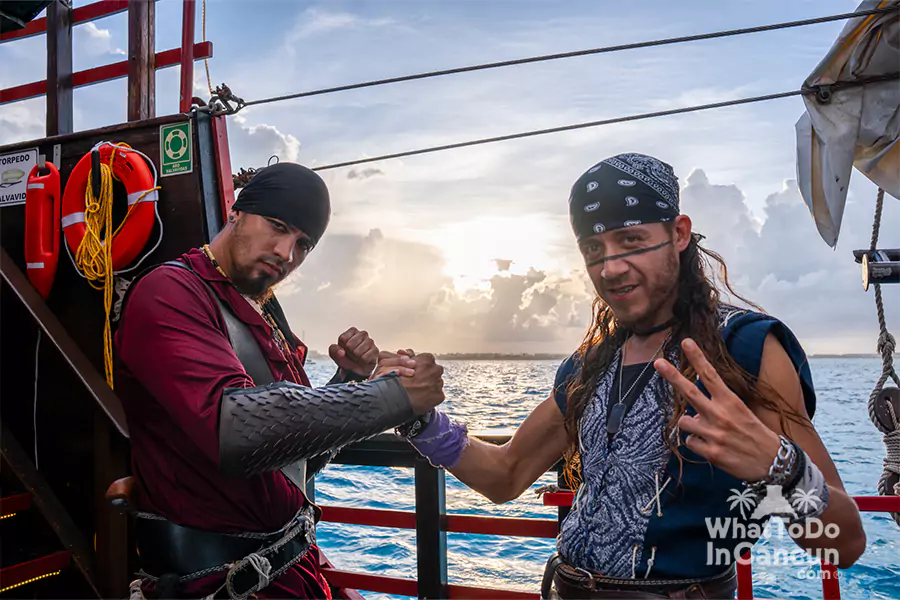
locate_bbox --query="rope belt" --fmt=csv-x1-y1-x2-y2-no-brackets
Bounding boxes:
134,505,316,600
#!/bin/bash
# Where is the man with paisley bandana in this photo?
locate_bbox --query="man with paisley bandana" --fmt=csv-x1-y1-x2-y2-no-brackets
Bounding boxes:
381,153,866,599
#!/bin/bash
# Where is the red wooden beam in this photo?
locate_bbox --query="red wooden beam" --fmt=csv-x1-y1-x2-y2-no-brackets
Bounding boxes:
0,0,130,43
321,569,539,600
541,491,573,507
736,552,753,600
322,569,418,597
0,551,70,594
820,561,841,600
0,42,212,105
320,506,416,529
179,0,196,112
446,514,558,538
0,493,31,518
448,584,540,600
543,491,900,512
319,506,558,538
854,495,900,512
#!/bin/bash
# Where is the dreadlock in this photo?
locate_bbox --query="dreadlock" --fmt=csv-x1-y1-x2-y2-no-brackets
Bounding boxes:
561,227,811,491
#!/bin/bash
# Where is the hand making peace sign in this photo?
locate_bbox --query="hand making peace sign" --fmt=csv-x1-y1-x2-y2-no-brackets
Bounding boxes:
654,338,782,483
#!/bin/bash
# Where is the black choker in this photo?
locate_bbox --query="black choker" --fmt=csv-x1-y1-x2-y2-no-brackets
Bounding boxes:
629,317,678,337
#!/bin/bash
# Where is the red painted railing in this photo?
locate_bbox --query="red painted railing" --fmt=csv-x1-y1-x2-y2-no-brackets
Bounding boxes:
0,493,31,518
0,0,213,107
0,43,213,105
0,0,130,43
0,551,70,594
316,492,898,598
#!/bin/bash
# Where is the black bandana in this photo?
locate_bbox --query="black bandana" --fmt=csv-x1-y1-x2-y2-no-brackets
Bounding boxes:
232,162,331,245
568,153,680,241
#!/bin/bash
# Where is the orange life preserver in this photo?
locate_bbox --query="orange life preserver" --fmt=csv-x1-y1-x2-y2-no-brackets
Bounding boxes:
25,162,61,300
61,143,158,271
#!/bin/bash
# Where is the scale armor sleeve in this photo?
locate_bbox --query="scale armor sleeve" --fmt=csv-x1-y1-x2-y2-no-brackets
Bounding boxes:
218,375,415,477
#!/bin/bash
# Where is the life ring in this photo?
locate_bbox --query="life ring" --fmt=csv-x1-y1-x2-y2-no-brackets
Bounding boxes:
25,162,61,300
61,143,158,271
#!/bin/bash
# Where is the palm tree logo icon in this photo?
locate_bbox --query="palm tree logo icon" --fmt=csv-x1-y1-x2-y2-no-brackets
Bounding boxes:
727,488,758,519
791,488,822,514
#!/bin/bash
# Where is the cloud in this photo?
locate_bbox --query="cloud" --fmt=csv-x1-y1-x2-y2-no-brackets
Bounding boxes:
277,230,592,355
275,170,899,357
284,7,395,54
679,171,900,351
0,100,45,146
227,116,301,170
76,22,126,56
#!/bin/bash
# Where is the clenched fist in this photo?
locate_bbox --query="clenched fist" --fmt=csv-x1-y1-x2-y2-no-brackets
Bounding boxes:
329,327,379,378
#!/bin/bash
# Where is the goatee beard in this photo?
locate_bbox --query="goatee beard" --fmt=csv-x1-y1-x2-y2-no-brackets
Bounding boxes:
232,273,275,301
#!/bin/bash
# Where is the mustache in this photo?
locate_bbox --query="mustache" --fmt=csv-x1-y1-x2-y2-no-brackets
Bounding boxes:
260,257,287,276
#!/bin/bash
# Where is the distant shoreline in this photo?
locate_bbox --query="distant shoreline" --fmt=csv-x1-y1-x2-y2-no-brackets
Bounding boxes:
306,352,891,361
436,353,568,361
808,354,890,359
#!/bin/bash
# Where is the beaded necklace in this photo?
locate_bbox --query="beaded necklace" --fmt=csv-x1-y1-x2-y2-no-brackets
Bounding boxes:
200,244,303,382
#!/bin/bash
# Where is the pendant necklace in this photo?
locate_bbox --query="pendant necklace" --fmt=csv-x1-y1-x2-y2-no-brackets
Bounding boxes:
606,331,672,436
201,244,303,382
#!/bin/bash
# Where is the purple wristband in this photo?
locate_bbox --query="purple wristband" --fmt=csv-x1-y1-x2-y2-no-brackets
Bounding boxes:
408,409,470,469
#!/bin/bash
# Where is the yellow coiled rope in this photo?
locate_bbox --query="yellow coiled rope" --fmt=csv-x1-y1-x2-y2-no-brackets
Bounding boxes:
73,142,160,389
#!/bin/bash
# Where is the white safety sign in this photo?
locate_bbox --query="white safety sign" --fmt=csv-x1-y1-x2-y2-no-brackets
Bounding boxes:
0,148,38,207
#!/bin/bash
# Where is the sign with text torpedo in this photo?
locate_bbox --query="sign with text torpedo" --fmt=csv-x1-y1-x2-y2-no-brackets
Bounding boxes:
0,148,37,207
160,121,193,177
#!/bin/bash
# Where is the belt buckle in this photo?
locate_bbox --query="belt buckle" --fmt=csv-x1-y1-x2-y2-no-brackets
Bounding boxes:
574,566,599,592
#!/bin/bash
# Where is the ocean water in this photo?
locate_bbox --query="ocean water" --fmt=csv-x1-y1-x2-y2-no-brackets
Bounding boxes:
307,358,899,600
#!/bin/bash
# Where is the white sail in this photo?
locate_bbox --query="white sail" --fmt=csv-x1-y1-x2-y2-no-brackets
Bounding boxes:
795,0,900,247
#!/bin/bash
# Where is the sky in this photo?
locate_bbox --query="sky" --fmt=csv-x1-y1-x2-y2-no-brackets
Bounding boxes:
1,0,898,356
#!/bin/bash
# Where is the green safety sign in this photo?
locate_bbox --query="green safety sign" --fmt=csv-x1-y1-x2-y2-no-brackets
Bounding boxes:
160,121,193,177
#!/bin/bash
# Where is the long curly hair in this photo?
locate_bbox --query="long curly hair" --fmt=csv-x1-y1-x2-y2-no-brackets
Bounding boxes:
561,227,810,491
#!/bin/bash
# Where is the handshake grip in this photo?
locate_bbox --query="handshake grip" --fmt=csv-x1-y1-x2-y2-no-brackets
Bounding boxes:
217,374,415,477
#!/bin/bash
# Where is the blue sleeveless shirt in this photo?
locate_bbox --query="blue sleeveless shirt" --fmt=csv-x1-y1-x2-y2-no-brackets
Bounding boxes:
553,305,816,579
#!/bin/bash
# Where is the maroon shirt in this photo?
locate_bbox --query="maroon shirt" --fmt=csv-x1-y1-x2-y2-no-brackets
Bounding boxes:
114,248,331,598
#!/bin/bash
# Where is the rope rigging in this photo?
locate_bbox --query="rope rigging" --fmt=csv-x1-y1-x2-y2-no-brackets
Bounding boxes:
200,5,899,118
866,188,900,526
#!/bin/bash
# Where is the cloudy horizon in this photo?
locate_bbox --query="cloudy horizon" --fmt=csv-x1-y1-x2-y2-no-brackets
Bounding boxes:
1,0,897,358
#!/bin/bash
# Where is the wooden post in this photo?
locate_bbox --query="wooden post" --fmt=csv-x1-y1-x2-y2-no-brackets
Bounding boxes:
179,0,196,112
414,458,448,599
128,0,156,121
94,413,130,597
46,0,74,136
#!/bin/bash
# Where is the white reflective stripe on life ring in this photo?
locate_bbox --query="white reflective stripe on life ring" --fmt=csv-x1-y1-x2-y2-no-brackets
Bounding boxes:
27,183,45,189
61,212,86,228
127,189,158,206
27,262,45,269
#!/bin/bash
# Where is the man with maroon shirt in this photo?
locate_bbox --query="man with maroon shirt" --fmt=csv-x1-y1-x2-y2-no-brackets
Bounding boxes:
114,163,442,599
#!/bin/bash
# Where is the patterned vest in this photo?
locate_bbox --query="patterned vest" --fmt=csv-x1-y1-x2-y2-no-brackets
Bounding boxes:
552,305,816,579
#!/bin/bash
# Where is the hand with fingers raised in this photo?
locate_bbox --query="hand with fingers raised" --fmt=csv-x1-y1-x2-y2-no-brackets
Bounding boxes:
654,338,782,483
